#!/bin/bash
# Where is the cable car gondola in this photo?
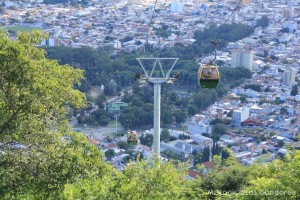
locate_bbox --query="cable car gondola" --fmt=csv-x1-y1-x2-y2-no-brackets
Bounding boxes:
198,64,220,89
127,130,138,146
198,40,220,89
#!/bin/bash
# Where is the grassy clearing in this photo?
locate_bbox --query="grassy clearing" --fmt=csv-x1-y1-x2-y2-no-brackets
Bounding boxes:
2,25,41,33
107,120,123,128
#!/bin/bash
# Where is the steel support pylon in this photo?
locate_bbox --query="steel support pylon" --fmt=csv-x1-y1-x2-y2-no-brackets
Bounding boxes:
136,58,179,159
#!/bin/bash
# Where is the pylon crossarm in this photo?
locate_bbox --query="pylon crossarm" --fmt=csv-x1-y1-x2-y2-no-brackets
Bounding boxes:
137,58,179,80
157,60,166,78
165,58,178,78
149,59,158,78
137,58,150,78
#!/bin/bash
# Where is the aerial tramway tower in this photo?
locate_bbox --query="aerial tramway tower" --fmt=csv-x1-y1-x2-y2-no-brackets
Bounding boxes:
136,58,179,158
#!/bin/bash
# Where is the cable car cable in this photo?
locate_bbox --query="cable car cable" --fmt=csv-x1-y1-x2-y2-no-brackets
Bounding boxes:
146,0,159,44
134,0,159,80
181,0,243,70
208,39,219,64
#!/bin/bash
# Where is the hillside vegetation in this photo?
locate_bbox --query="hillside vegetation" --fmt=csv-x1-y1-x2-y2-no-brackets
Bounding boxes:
0,31,299,200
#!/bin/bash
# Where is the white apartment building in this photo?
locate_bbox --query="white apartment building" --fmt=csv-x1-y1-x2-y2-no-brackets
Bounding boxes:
231,49,254,71
283,67,296,86
188,121,212,135
170,1,184,13
231,107,250,127
187,114,212,135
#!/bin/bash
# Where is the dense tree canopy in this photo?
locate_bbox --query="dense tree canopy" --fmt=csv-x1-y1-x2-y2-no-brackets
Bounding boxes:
255,15,270,28
0,31,85,140
160,129,171,142
0,31,110,199
117,65,251,128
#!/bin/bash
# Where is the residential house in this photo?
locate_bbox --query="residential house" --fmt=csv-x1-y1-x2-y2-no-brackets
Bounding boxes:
191,134,213,149
160,140,194,159
241,142,256,152
235,151,252,161
188,114,212,135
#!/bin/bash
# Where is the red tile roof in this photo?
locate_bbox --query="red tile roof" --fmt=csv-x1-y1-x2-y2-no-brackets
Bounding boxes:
202,161,215,169
188,170,202,179
88,139,100,146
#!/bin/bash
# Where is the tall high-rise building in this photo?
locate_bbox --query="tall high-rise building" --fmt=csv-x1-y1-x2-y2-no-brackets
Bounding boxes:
232,107,250,127
231,49,254,71
283,67,296,86
283,7,294,19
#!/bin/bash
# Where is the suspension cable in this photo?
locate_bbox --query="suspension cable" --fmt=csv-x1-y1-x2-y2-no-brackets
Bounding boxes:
146,0,159,44
182,0,242,70
135,0,159,59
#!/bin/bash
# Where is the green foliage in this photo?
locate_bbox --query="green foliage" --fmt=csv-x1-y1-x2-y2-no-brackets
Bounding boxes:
111,160,188,199
192,23,254,56
105,149,116,160
213,123,227,135
160,129,171,142
139,133,153,147
193,146,211,166
264,86,271,92
44,24,252,129
280,107,288,115
78,109,110,126
202,146,210,163
120,36,134,43
164,149,180,160
105,151,300,199
45,46,138,93
244,84,262,92
0,31,85,140
62,159,202,199
210,118,223,125
117,141,129,150
45,23,253,96
203,163,260,199
155,27,172,38
278,140,284,148
273,98,284,105
212,142,222,156
270,131,276,137
228,152,300,199
188,105,198,116
174,110,187,124
2,30,300,200
290,85,298,96
0,131,111,200
262,148,268,154
0,30,113,199
221,148,232,161
161,106,175,124
255,15,270,28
